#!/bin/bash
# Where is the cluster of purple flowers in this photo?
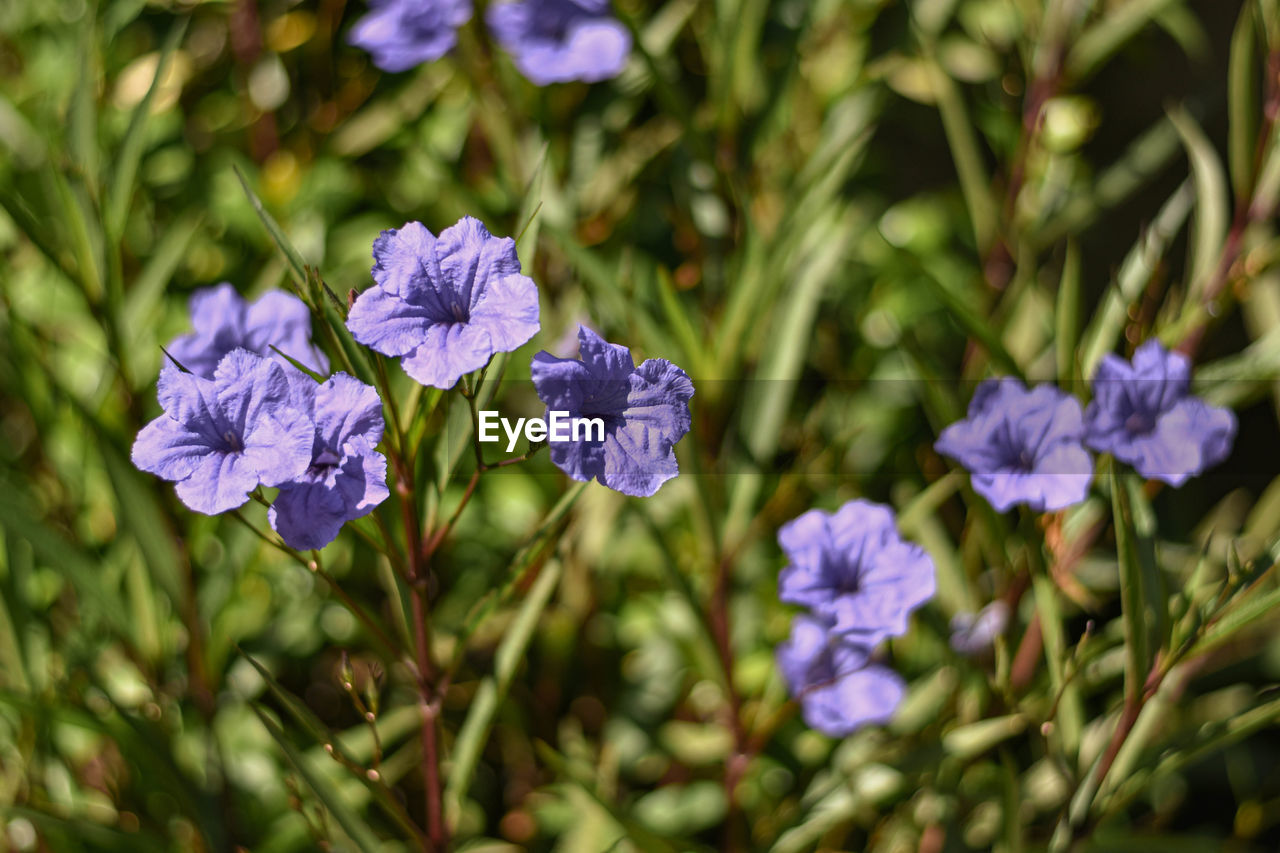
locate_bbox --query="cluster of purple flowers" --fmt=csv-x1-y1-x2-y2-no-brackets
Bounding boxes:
350,0,630,85
934,340,1236,512
133,287,389,551
348,215,694,498
135,214,695,553
776,500,936,736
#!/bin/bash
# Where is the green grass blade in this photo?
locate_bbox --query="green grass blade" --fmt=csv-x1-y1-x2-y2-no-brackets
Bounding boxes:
1168,106,1229,300
233,165,308,284
1079,179,1194,378
444,559,563,825
1110,464,1151,706
1228,2,1259,198
106,17,188,239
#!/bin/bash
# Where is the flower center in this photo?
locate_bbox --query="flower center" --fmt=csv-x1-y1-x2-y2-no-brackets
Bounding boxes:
223,430,243,452
1124,411,1156,435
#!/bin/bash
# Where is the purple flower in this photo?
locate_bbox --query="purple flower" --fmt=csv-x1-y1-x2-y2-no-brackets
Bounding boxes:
166,283,329,380
487,0,630,85
346,217,541,389
949,600,1010,657
530,326,694,497
777,500,935,645
268,374,390,551
935,378,1094,512
131,350,315,515
777,614,905,737
1084,340,1236,486
349,0,473,72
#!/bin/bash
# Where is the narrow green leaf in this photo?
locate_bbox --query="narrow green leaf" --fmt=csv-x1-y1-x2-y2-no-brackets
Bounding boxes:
534,741,692,853
1066,0,1182,82
107,18,188,238
250,704,384,853
445,560,563,826
1111,463,1151,705
1228,2,1259,198
0,483,130,638
917,257,1028,382
1191,575,1280,657
234,165,308,284
1056,239,1082,385
924,56,997,251
1168,106,1229,300
122,212,202,341
238,650,427,844
1080,179,1194,378
69,17,100,191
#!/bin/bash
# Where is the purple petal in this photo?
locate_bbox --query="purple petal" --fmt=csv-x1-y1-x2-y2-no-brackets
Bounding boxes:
469,273,540,352
399,322,494,388
131,417,213,481
346,285,437,357
315,374,385,452
269,483,348,551
174,452,259,515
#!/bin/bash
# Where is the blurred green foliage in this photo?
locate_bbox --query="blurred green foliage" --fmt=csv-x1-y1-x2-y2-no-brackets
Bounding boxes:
1,0,1280,850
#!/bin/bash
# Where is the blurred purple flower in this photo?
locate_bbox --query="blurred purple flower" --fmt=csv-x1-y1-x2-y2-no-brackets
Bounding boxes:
487,0,630,84
346,217,540,389
269,374,390,551
949,600,1010,656
777,614,905,736
166,283,329,380
131,350,314,515
1084,340,1236,486
530,326,694,497
935,378,1094,512
777,500,935,645
349,0,473,72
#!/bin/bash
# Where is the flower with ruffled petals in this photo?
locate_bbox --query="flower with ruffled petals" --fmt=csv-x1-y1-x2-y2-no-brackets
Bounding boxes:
349,0,473,72
1084,340,1236,486
935,378,1094,512
166,283,329,380
777,500,935,646
131,350,314,515
777,614,905,736
269,374,390,551
487,0,630,84
530,326,694,497
346,217,540,389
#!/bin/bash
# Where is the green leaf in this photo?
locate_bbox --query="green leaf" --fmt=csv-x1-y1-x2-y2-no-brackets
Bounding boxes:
250,704,384,853
1056,239,1082,384
1079,179,1194,378
1168,106,1229,300
1066,0,1183,82
1110,464,1152,706
445,560,564,826
0,483,130,638
238,650,426,845
1228,2,1260,199
106,18,188,239
233,165,308,285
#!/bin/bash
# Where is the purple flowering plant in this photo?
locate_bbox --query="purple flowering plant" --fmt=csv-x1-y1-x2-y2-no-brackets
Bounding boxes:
347,217,541,390
165,283,329,380
26,5,1278,850
349,0,473,72
1084,339,1237,485
935,378,1095,512
530,325,694,497
348,0,630,84
487,0,631,85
